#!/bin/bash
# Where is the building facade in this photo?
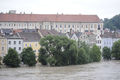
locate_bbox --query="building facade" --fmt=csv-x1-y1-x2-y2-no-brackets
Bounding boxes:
0,13,103,35
101,32,120,50
0,35,7,58
6,34,23,54
19,31,41,57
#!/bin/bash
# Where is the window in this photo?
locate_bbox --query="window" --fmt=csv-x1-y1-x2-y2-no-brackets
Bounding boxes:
14,47,16,50
30,44,31,47
98,24,100,30
9,41,11,45
25,44,27,47
90,30,93,32
19,41,21,44
68,25,70,28
14,41,16,44
60,25,62,28
85,30,88,32
100,40,101,44
72,25,74,28
91,25,93,28
19,47,21,51
2,47,4,51
64,25,66,28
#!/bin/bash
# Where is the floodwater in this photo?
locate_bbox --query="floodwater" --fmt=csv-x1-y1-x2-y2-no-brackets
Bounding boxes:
0,60,120,80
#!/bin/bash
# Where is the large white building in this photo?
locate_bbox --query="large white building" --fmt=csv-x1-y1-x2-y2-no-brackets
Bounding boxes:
0,12,103,35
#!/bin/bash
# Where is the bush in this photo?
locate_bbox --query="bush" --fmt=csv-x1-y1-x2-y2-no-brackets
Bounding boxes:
102,47,111,60
21,47,37,66
112,40,120,60
3,48,20,67
90,45,101,62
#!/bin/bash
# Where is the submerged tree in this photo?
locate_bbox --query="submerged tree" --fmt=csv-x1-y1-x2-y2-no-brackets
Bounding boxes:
21,47,37,66
102,47,111,60
90,45,101,62
39,35,78,66
112,40,120,60
77,48,88,64
3,48,20,67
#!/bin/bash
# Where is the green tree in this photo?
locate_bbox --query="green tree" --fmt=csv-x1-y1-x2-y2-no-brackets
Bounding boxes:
90,45,101,62
112,40,120,60
39,35,78,66
3,48,20,67
77,48,88,64
38,48,48,65
104,14,120,30
102,47,111,60
21,47,37,66
78,41,91,62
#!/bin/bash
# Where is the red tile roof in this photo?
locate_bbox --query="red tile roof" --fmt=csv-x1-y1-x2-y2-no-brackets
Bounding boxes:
0,14,101,23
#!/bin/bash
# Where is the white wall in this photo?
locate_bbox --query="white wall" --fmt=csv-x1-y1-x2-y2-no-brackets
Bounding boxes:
0,22,103,34
7,39,23,54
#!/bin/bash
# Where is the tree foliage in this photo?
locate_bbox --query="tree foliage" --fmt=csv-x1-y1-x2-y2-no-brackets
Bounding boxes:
90,45,101,62
104,14,120,30
102,47,111,60
77,48,88,64
3,48,20,67
112,40,120,60
39,35,102,66
21,47,37,66
39,35,78,66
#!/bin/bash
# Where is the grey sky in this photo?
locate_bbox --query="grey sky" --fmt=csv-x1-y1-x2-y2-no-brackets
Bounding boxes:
0,0,120,19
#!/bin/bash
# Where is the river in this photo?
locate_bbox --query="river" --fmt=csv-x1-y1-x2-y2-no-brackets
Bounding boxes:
0,60,120,80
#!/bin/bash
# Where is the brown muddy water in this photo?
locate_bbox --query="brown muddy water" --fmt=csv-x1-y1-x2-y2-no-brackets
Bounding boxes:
0,60,120,80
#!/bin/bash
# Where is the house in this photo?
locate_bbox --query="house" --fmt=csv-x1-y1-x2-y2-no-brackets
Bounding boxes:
101,32,120,50
5,33,23,54
0,29,23,54
19,31,41,57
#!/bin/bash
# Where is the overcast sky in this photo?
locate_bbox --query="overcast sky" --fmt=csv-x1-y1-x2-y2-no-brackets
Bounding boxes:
0,0,120,19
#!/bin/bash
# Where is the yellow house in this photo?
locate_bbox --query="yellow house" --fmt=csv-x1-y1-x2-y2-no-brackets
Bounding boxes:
19,32,41,57
23,42,40,57
0,35,7,58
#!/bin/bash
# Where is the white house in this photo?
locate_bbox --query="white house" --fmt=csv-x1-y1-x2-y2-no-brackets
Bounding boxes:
4,32,23,54
101,32,120,50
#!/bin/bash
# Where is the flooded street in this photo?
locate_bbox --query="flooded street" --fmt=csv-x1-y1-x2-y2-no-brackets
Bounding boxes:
0,60,120,80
